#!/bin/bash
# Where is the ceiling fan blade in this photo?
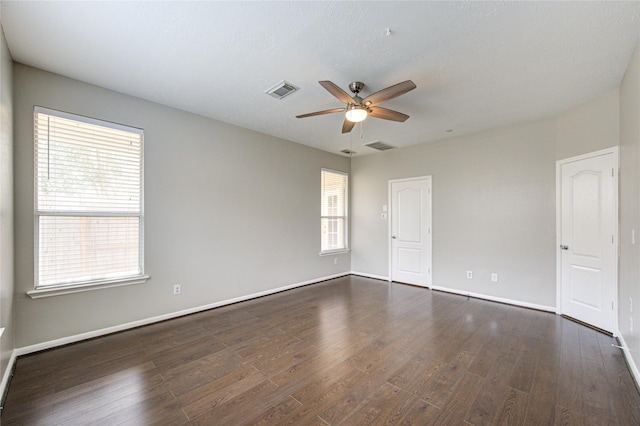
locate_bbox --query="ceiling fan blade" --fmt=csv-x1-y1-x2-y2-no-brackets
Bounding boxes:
342,119,356,133
363,80,416,106
368,106,410,122
319,81,354,104
296,107,345,119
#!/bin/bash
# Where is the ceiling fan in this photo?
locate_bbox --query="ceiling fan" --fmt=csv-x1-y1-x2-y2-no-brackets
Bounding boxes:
296,80,416,133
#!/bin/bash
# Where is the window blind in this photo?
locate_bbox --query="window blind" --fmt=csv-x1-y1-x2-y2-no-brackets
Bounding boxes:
34,107,144,288
321,169,348,253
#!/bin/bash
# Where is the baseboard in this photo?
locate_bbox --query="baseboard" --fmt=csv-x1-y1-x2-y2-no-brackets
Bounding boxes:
350,273,556,313
430,285,556,313
616,332,640,391
0,349,17,411
15,272,350,357
350,271,389,281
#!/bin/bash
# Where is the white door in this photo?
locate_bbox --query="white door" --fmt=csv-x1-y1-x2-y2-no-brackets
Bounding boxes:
390,177,432,287
559,149,617,332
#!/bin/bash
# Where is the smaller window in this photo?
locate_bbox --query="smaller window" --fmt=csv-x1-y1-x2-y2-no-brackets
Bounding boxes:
321,169,348,254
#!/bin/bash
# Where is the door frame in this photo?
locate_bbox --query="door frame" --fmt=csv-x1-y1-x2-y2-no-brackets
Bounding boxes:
388,175,433,287
555,146,619,334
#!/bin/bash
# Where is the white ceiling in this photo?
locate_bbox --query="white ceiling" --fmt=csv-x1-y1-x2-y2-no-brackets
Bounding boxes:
2,1,639,156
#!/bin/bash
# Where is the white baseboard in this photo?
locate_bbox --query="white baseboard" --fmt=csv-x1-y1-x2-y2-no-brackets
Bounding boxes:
0,349,17,408
15,272,350,357
350,271,389,281
430,285,556,312
350,274,556,313
616,332,640,389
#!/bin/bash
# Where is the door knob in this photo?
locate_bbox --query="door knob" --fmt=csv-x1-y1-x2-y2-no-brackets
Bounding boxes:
560,245,569,250
392,235,397,239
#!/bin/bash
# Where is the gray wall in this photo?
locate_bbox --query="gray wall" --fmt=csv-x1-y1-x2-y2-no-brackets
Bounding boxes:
555,89,620,160
351,89,620,309
352,119,557,307
0,25,14,389
13,64,350,348
619,40,640,370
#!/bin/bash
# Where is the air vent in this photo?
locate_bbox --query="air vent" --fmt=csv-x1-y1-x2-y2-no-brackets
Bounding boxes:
265,80,299,99
341,149,356,155
364,140,396,151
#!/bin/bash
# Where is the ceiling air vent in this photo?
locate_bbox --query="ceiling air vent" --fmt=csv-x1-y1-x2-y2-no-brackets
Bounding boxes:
265,80,299,99
364,140,396,151
341,149,356,155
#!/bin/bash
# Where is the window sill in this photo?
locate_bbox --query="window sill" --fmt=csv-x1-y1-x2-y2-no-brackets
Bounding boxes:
27,275,150,299
319,249,350,256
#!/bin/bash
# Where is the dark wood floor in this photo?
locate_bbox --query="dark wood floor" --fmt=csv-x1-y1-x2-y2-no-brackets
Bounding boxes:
2,275,640,425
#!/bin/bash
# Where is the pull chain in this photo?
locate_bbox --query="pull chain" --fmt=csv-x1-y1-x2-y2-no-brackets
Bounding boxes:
349,129,353,155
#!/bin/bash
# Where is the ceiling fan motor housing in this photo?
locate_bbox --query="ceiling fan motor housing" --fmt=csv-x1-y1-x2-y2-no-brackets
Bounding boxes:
349,81,365,94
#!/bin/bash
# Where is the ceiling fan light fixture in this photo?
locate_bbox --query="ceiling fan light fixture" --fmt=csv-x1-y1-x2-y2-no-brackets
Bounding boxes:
345,105,368,122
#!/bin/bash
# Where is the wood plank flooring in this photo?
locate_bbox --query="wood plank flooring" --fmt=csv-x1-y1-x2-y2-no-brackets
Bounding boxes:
2,275,639,425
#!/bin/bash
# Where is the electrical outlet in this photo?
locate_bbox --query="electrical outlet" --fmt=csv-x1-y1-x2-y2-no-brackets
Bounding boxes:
466,271,473,279
334,257,338,265
491,273,498,282
173,284,181,295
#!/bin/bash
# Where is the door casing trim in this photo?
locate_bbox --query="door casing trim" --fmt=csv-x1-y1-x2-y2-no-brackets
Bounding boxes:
555,146,619,335
387,175,433,287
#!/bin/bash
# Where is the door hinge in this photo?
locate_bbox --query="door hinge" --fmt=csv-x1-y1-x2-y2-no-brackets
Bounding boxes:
612,168,614,177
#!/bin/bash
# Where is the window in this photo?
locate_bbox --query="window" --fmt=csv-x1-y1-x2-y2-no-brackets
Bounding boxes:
321,169,348,254
33,107,145,294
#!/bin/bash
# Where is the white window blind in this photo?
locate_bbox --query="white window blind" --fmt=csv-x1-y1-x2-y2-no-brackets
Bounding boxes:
34,107,144,289
321,169,348,253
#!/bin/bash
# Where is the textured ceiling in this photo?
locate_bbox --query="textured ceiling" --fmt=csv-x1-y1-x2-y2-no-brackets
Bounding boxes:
2,1,639,156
